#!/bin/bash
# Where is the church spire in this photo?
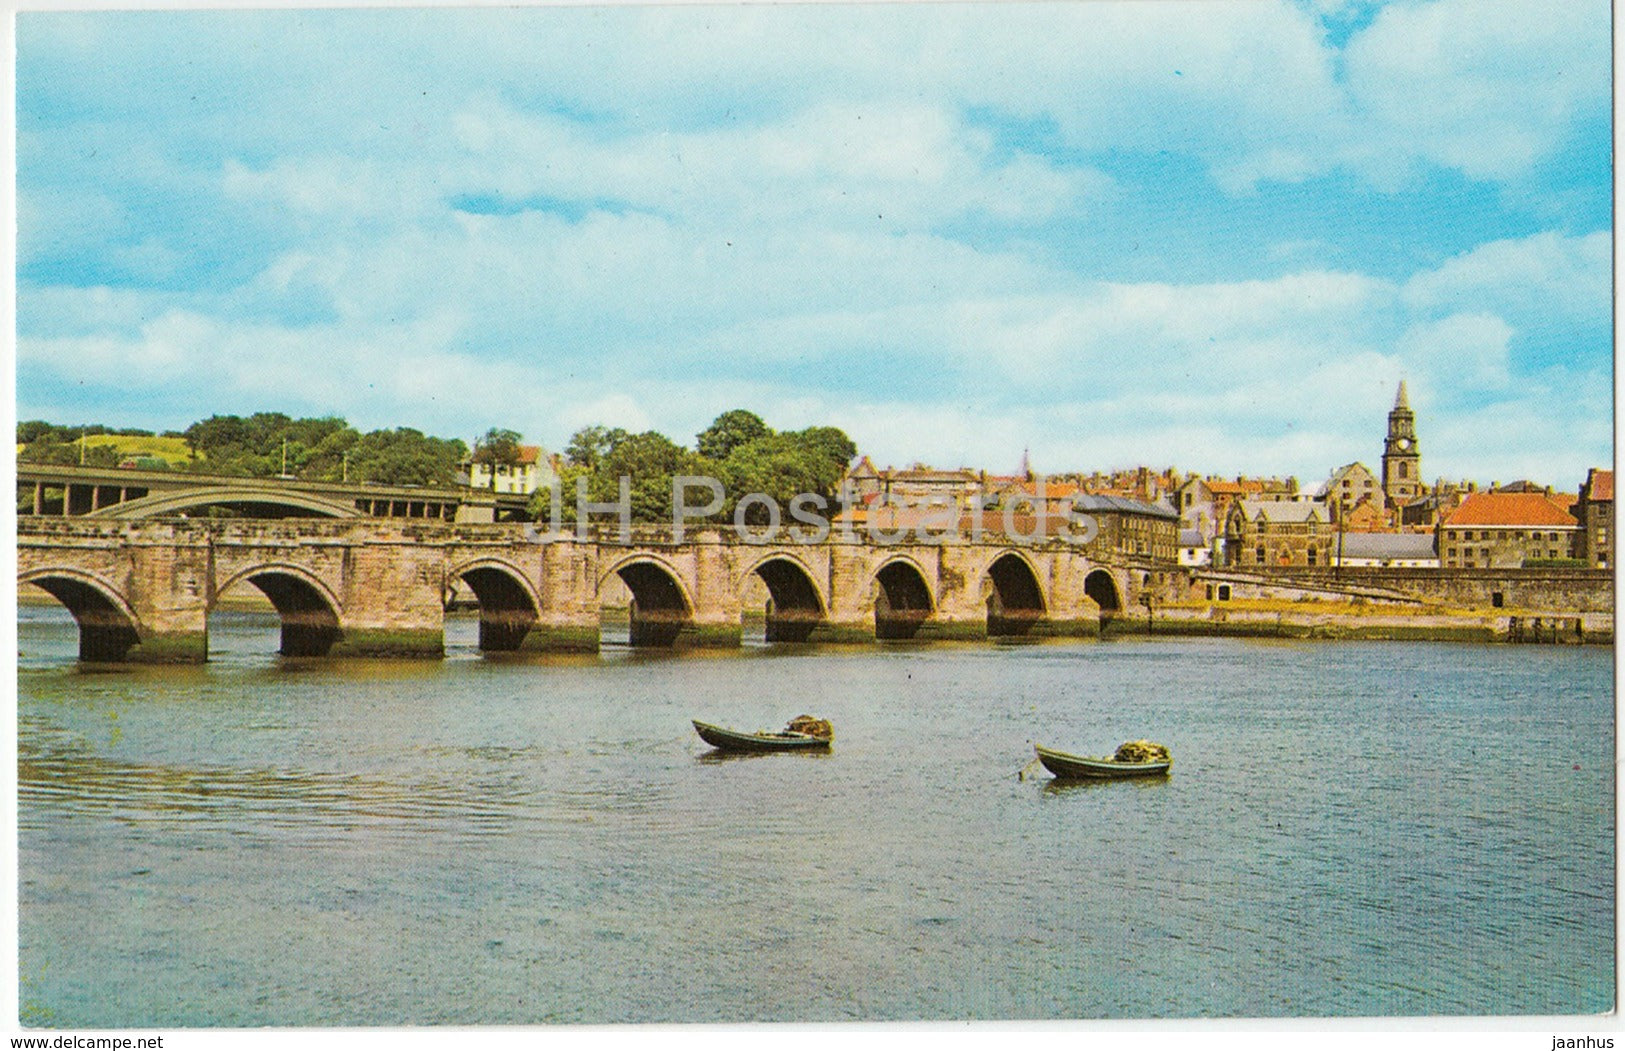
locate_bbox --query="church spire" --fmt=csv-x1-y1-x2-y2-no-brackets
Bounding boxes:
1394,380,1409,411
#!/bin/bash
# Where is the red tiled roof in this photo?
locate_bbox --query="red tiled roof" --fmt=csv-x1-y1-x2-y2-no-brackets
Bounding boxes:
1442,492,1577,528
1207,480,1267,496
1588,468,1614,502
1007,480,1080,498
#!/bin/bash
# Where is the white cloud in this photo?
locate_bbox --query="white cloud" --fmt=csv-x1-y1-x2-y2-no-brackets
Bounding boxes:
17,3,1612,486
1403,231,1611,323
1340,0,1609,186
1398,313,1514,392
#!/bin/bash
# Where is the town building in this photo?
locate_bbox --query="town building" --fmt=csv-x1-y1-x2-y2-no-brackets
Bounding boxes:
1330,532,1439,568
1172,476,1214,529
1399,480,1476,529
1318,462,1383,518
995,478,1082,517
459,445,554,495
843,457,984,512
1223,499,1333,568
1381,381,1422,508
1177,528,1213,567
1573,468,1614,569
1437,492,1579,569
1073,494,1180,562
1339,495,1388,532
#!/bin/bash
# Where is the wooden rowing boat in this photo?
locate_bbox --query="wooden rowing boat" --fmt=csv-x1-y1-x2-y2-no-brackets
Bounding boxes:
692,719,832,752
1034,743,1171,779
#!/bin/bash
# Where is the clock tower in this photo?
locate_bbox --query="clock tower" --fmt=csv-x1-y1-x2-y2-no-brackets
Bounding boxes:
1382,381,1421,507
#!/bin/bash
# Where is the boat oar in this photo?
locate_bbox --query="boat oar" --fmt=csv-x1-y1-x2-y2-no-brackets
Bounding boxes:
1016,755,1044,781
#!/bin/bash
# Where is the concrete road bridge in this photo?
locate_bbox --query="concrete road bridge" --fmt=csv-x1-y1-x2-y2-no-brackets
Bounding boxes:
17,463,528,522
17,518,1140,662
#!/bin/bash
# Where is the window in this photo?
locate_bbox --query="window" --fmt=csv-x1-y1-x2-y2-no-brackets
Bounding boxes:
1492,592,1504,608
1218,584,1231,601
1256,545,1266,564
1306,547,1317,566
1448,548,1457,558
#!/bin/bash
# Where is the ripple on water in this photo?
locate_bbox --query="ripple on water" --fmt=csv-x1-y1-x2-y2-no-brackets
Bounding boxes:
15,618,1618,1025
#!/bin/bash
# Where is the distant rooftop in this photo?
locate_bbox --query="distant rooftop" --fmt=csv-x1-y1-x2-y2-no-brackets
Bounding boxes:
1074,493,1179,520
1336,532,1437,560
1443,492,1576,528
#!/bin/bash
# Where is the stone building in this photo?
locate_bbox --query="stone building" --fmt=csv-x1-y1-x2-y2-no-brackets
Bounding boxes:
1573,468,1614,569
1073,494,1180,562
1340,495,1389,532
1224,499,1332,568
998,478,1083,517
1437,492,1579,569
843,457,983,511
1172,476,1214,530
1319,461,1382,518
1382,381,1422,508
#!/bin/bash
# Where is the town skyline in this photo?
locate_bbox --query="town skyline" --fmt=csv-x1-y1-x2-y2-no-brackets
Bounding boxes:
17,387,1597,503
18,2,1612,486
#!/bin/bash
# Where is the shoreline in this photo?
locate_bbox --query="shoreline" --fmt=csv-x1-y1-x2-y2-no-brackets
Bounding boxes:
1111,603,1612,645
19,592,1610,646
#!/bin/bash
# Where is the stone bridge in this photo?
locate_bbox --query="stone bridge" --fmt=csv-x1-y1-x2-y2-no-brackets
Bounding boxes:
17,518,1139,662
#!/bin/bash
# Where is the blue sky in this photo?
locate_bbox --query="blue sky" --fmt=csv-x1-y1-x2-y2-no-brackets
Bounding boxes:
16,0,1613,488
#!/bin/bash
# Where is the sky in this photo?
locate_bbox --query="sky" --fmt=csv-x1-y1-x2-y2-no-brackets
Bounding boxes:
15,0,1614,489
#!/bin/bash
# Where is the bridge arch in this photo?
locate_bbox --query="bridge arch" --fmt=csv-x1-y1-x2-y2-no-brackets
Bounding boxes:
598,554,695,647
214,562,344,657
1084,568,1123,615
872,555,935,640
88,487,361,520
739,551,827,643
19,567,142,662
447,557,542,653
984,550,1049,637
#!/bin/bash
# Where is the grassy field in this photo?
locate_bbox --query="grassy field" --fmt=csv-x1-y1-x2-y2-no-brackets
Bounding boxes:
80,434,197,464
15,434,200,465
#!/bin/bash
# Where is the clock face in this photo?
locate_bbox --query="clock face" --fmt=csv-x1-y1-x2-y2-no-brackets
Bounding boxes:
1396,438,1411,451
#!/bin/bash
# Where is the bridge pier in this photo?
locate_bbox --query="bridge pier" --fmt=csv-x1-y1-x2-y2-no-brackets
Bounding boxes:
328,543,446,657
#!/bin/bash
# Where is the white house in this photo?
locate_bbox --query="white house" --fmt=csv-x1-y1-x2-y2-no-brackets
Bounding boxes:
459,445,555,495
1177,528,1213,567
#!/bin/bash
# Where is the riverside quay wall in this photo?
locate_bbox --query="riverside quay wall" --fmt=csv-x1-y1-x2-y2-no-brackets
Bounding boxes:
1183,566,1615,614
1148,566,1615,644
17,517,1138,662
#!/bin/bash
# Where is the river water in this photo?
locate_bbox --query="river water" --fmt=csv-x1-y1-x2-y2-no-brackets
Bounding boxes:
17,605,1616,1025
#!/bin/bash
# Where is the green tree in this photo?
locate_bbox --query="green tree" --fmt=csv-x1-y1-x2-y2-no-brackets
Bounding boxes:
17,420,59,444
18,441,80,466
696,409,772,461
564,425,629,472
347,428,467,486
591,430,708,523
